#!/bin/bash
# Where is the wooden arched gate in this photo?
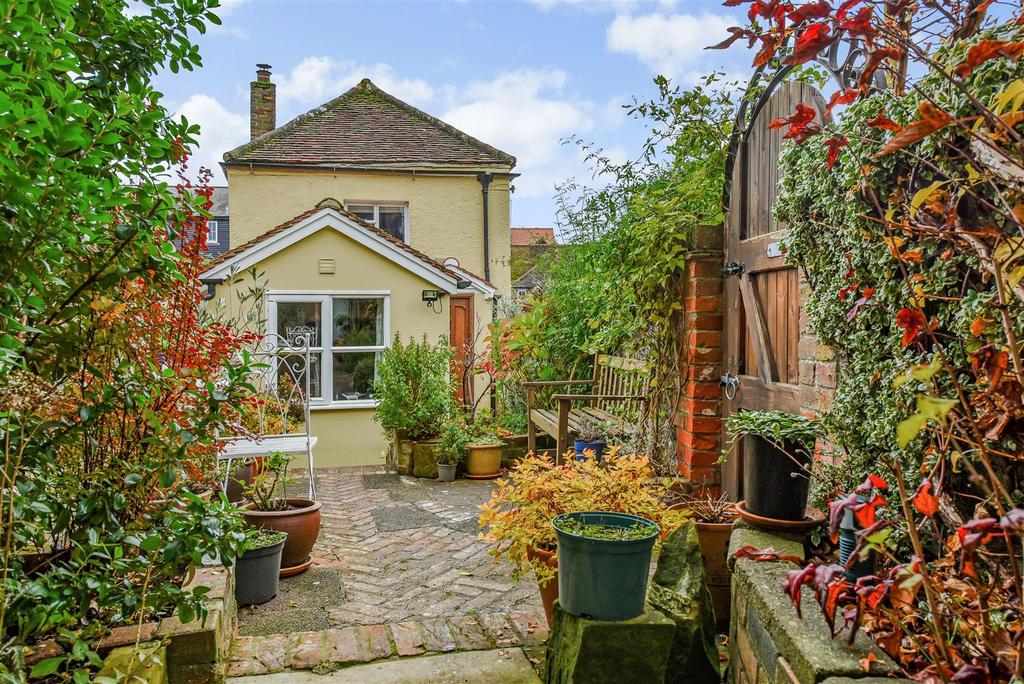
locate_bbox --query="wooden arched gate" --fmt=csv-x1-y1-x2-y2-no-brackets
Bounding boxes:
720,81,825,499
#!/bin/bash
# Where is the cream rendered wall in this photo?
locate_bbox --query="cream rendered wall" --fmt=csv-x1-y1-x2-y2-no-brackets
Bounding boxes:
211,225,492,468
225,166,512,297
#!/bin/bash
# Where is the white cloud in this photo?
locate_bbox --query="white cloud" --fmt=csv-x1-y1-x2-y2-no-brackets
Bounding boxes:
441,68,602,199
176,94,248,183
607,12,733,80
530,0,677,12
275,57,434,110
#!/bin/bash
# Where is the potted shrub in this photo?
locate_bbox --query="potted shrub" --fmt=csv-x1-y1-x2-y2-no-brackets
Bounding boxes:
235,528,288,607
573,418,613,461
464,415,504,479
479,451,686,626
373,335,455,477
243,452,322,576
725,410,820,521
668,494,737,628
436,421,468,483
552,511,659,620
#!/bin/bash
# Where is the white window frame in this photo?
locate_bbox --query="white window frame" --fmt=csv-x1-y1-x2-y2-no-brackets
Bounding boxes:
207,220,219,245
267,291,390,409
344,202,409,242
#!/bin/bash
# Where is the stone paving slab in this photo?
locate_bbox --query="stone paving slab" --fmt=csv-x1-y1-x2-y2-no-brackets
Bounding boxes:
228,647,541,683
230,466,546,675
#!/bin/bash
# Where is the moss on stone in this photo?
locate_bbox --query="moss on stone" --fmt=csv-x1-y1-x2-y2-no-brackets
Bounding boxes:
726,521,805,571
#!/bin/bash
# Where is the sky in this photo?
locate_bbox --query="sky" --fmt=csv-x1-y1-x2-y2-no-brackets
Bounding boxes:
154,0,752,229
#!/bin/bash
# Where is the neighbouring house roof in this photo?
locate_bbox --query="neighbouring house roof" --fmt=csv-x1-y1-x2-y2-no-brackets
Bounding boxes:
223,79,516,170
510,227,556,246
513,266,548,292
200,206,495,297
209,187,229,216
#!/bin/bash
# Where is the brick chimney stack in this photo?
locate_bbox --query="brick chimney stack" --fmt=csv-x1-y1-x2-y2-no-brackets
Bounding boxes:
250,63,276,140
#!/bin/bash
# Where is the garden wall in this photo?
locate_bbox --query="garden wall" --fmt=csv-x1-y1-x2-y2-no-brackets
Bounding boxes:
727,522,908,684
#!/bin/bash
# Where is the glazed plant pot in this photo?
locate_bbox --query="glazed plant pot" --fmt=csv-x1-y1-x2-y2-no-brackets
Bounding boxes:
742,434,812,521
235,535,286,607
437,463,457,483
553,511,659,621
526,544,559,629
573,439,606,461
465,444,502,478
243,498,322,576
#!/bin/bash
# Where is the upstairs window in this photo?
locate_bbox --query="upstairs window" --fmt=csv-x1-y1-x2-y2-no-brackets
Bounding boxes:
207,220,219,245
345,203,407,242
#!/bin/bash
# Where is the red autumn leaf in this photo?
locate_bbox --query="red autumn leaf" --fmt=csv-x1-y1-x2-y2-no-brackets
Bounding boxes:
827,87,861,113
749,0,794,22
789,0,832,24
723,0,749,5
911,480,939,517
866,113,901,131
769,102,822,143
969,317,987,337
782,564,817,616
829,492,860,539
825,136,849,169
955,40,1024,78
853,493,886,529
707,26,757,50
732,545,803,564
838,5,874,36
838,282,859,301
866,473,888,489
895,308,926,347
846,285,874,320
876,102,953,157
835,0,862,21
859,46,900,90
786,22,833,65
970,343,1008,385
753,34,781,66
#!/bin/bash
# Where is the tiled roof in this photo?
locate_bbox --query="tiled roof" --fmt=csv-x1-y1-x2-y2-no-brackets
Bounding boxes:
203,206,460,282
223,79,516,169
510,227,556,246
209,187,229,216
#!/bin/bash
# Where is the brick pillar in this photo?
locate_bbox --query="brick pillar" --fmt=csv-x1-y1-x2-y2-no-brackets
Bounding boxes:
250,64,276,141
676,225,724,491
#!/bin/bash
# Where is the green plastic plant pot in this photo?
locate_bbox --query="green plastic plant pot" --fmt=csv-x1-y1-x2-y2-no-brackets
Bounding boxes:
552,511,659,621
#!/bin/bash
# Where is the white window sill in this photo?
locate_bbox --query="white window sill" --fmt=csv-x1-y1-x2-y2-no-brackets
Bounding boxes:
310,400,379,411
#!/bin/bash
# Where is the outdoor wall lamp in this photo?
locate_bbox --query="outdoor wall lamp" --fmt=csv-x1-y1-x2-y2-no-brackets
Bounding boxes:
422,289,447,314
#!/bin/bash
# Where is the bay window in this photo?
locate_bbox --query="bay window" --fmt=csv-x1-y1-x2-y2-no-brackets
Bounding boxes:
269,293,388,406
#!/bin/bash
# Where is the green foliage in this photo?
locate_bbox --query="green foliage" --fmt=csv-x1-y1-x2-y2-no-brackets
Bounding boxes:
724,410,820,453
373,335,455,439
436,422,469,466
241,528,288,552
511,73,735,471
244,452,296,511
553,516,658,541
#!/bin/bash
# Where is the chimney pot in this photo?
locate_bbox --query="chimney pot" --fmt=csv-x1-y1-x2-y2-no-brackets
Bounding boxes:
250,63,276,140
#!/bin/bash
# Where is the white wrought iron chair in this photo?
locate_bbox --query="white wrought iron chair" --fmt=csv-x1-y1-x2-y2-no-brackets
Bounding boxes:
219,333,318,499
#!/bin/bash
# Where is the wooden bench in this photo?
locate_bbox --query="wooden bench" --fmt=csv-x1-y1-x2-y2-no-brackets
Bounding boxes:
525,354,650,463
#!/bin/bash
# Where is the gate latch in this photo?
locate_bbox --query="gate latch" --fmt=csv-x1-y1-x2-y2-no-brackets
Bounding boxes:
722,261,745,277
720,373,740,400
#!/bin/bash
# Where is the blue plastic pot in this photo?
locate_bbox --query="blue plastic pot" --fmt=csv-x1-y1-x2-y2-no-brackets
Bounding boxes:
573,439,606,461
553,511,659,621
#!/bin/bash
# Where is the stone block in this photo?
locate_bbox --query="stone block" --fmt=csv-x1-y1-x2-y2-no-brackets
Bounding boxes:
96,642,168,684
394,436,413,476
411,439,440,479
727,521,806,572
545,601,675,684
649,521,720,684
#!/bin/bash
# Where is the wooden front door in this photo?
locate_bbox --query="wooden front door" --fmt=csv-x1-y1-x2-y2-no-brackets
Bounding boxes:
721,81,824,499
449,295,474,406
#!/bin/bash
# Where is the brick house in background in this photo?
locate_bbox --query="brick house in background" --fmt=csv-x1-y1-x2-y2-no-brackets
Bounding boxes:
510,227,557,298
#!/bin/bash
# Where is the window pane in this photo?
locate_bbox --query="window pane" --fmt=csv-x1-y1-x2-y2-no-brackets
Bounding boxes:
332,298,382,347
377,206,405,241
279,353,322,400
276,301,321,347
347,204,375,223
332,352,377,401
207,220,219,244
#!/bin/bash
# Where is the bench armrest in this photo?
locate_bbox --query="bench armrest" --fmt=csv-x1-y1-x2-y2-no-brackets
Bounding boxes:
521,380,595,387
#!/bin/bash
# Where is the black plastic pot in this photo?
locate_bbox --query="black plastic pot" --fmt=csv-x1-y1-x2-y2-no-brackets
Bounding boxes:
573,439,606,461
235,535,286,607
553,511,659,621
742,434,812,521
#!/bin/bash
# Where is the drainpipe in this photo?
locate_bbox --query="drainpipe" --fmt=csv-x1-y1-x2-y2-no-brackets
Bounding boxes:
476,173,493,282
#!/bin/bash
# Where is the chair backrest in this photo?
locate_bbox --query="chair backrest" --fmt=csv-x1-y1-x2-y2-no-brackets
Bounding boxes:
592,354,650,415
244,333,312,439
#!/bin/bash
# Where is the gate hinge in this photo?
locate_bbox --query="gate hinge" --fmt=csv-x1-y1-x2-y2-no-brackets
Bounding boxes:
722,261,745,277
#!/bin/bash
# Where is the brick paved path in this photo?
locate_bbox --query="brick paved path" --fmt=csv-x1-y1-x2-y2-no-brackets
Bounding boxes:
227,467,547,677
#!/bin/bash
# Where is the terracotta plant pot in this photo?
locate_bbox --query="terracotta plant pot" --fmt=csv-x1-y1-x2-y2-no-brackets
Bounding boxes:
224,462,254,503
243,498,322,576
465,444,502,478
526,544,558,629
